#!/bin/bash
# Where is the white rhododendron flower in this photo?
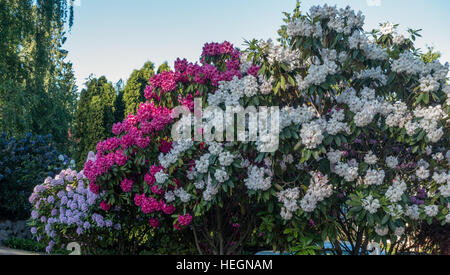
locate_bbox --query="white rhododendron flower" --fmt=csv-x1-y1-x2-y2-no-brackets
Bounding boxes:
362,195,381,214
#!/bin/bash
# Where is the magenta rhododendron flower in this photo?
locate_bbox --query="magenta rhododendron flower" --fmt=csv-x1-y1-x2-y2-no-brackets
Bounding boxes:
100,201,111,211
141,197,162,214
247,65,260,77
149,218,160,228
126,113,139,126
120,178,134,193
89,182,100,194
178,94,195,111
144,165,163,186
174,222,182,231
151,184,164,195
178,213,193,227
134,193,145,207
158,139,173,154
162,203,175,215
114,150,128,166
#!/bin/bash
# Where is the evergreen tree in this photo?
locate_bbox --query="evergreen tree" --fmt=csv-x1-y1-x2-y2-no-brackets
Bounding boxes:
114,79,126,123
123,61,155,116
73,76,116,168
157,61,171,73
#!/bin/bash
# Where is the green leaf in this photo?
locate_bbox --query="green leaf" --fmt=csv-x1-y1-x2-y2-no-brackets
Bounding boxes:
222,184,228,192
255,152,265,163
324,135,333,145
280,75,286,91
423,92,429,104
335,136,342,147
313,151,320,160
287,75,296,86
274,81,281,94
302,150,311,162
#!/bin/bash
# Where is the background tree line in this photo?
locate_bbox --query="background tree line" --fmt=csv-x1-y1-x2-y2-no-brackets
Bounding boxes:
0,0,170,168
73,62,171,169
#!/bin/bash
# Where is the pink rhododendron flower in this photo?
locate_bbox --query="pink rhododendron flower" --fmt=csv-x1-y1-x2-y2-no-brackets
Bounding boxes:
136,136,151,149
112,122,124,136
144,173,155,186
136,102,155,122
145,165,163,186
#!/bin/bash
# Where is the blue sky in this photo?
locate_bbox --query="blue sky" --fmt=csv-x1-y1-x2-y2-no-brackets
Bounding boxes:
65,0,450,90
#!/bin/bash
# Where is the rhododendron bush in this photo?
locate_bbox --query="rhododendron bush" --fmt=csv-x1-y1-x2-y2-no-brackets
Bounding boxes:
28,167,121,254
48,3,449,255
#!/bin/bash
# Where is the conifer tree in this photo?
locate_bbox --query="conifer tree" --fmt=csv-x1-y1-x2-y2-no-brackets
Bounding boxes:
123,61,155,116
73,76,116,168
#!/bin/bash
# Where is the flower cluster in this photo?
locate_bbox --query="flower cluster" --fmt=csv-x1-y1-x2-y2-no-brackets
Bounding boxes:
244,165,272,191
29,168,119,253
277,188,300,221
295,49,339,91
300,172,333,213
362,195,381,214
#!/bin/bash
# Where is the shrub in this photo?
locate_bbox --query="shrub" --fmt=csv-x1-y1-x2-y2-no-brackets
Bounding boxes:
28,167,121,254
240,3,449,254
0,133,66,220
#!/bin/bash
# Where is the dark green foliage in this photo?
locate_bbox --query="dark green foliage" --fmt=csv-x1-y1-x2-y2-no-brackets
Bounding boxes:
123,61,155,116
4,237,69,255
73,76,116,169
114,80,126,122
138,231,197,255
0,133,65,220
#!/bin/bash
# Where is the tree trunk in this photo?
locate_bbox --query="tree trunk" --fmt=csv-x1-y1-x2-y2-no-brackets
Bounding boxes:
441,239,450,255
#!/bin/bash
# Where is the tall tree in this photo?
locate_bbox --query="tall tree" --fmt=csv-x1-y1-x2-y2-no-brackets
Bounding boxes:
114,79,126,123
123,61,155,116
73,76,116,168
157,61,171,74
0,0,76,151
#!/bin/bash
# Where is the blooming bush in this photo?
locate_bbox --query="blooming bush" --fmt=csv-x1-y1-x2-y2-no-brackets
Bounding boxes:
0,133,67,220
243,3,449,253
81,2,448,254
28,167,120,254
